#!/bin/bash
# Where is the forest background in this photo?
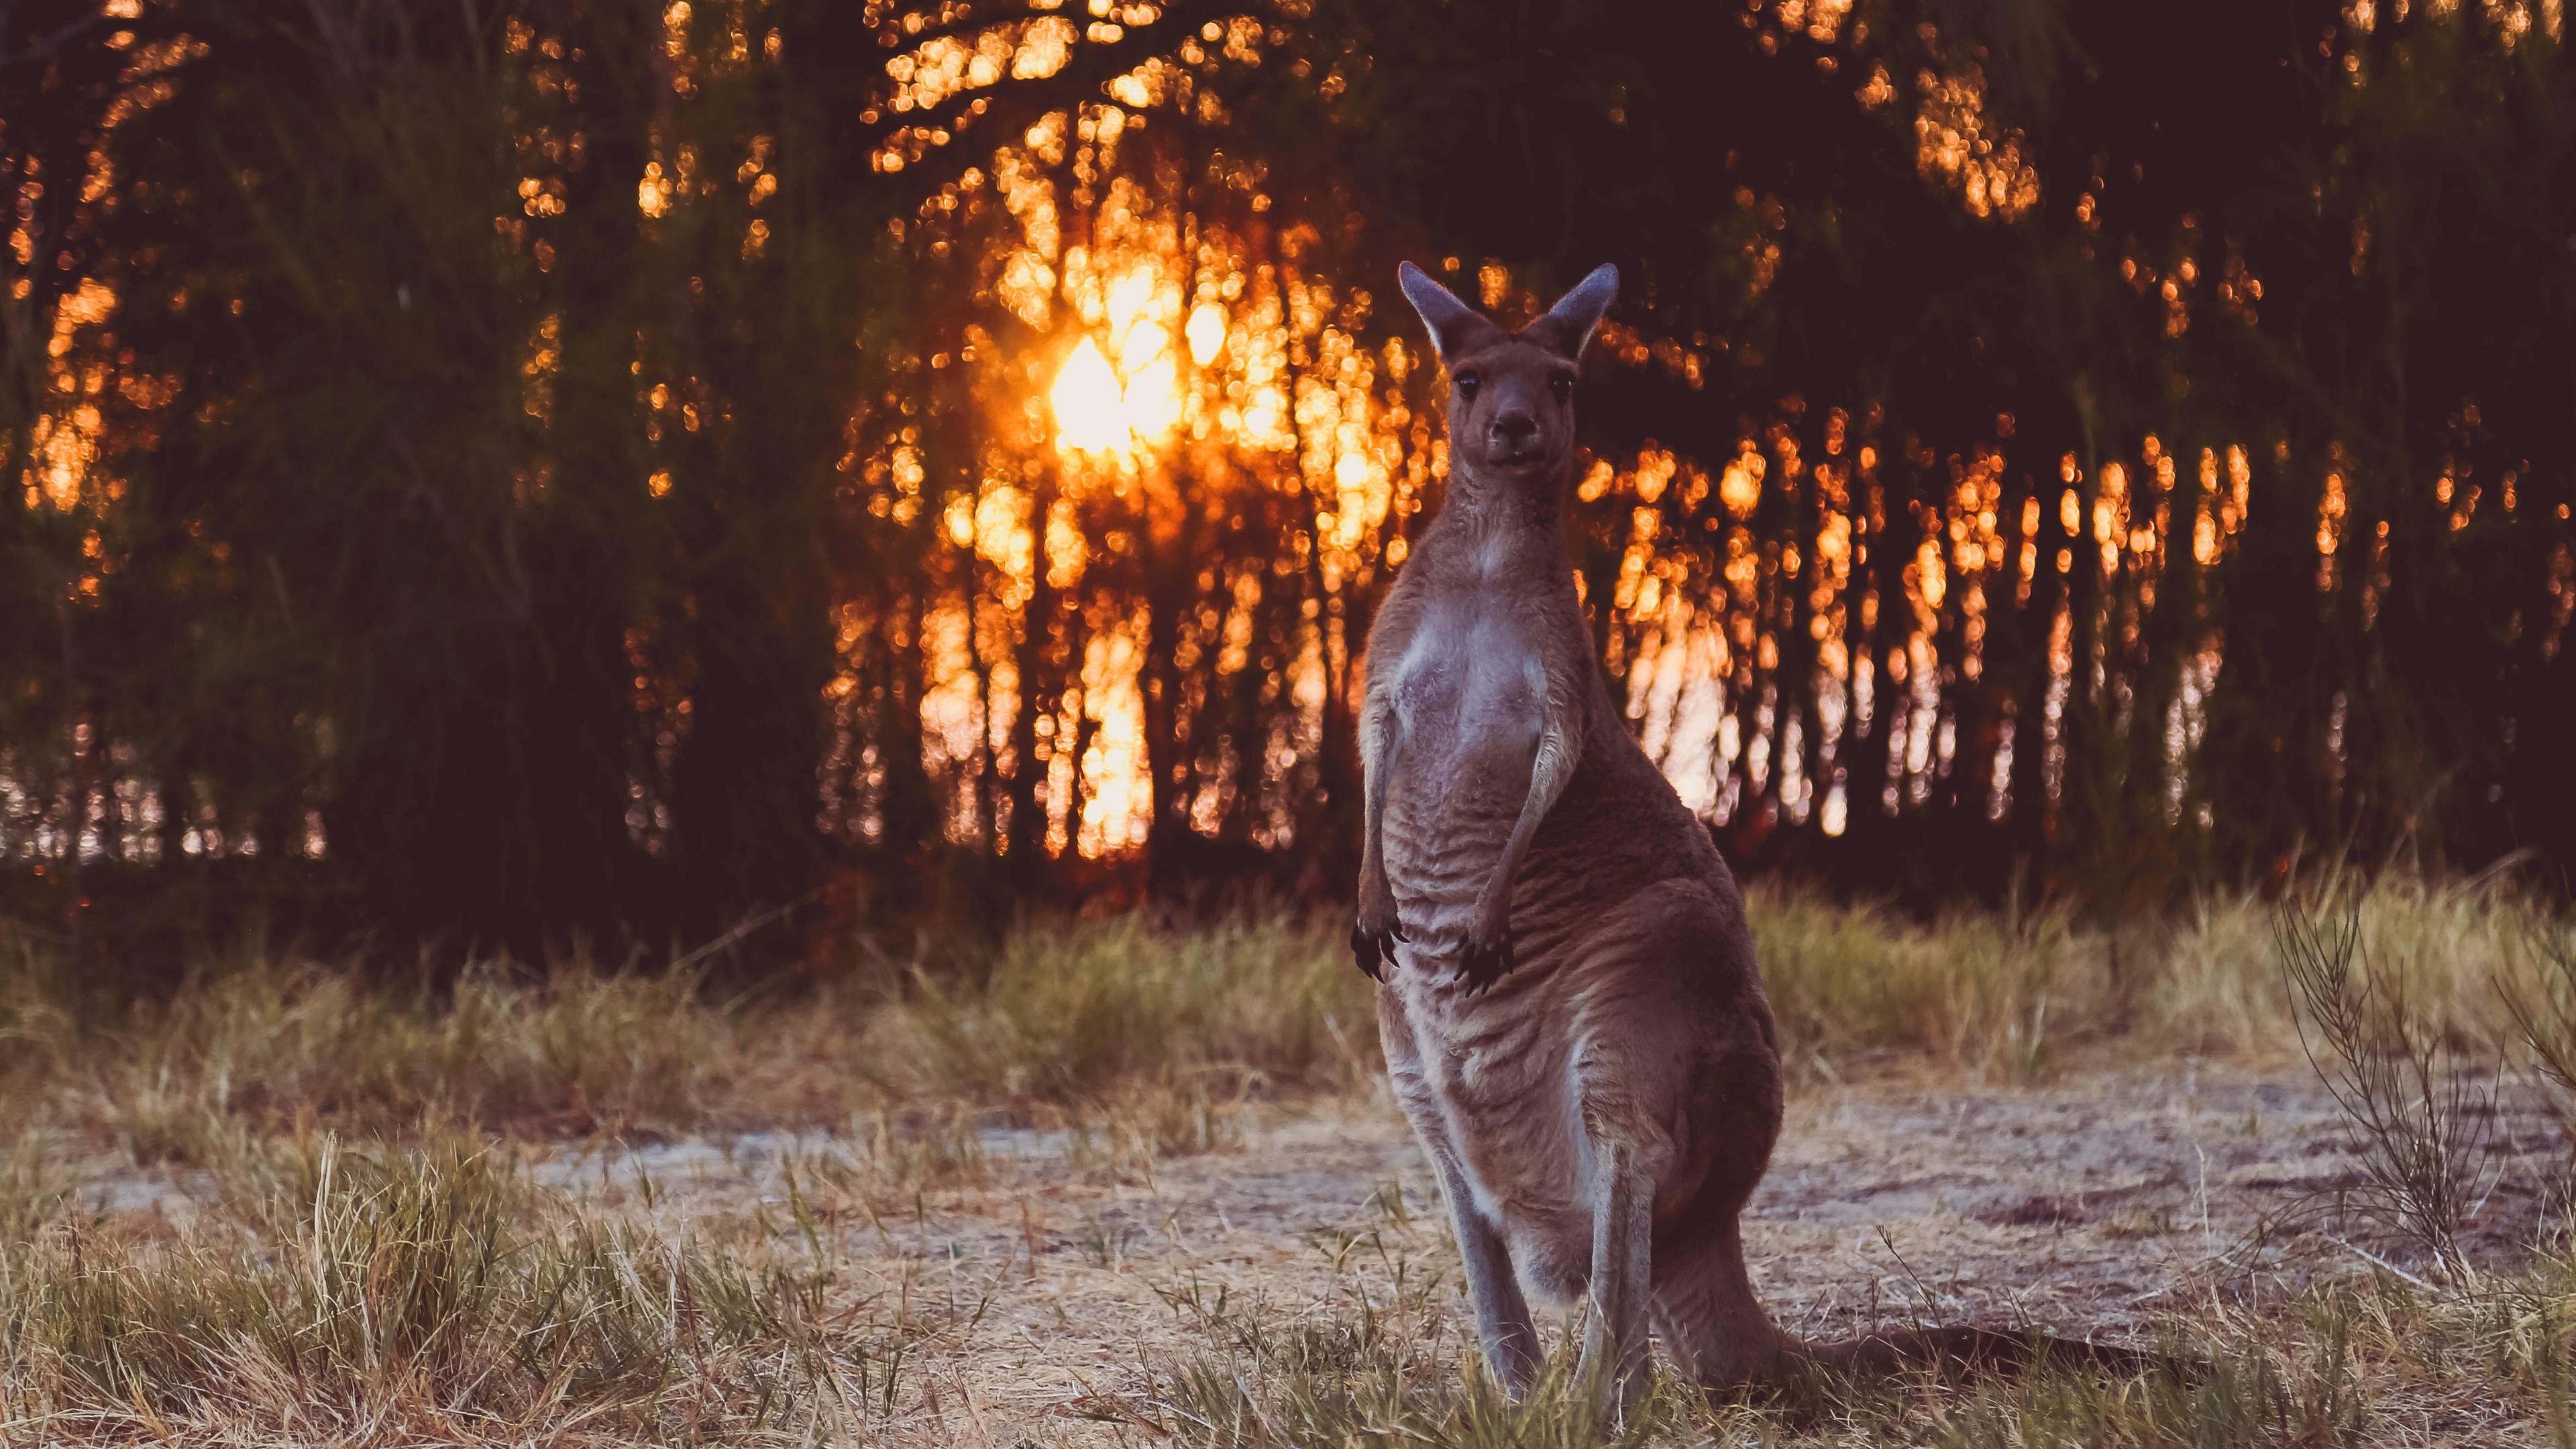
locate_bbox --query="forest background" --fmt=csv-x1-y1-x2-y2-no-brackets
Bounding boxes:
3,0,2572,972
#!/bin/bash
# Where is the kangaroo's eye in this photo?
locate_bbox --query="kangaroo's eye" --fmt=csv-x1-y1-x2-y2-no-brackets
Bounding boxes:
1550,375,1574,402
1453,373,1479,403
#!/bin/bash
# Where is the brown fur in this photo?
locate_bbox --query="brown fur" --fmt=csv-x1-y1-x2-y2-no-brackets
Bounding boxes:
1357,263,2148,1414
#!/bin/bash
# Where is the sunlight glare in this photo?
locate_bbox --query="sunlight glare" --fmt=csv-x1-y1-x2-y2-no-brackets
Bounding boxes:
1052,337,1128,453
1118,319,1168,374
1124,350,1181,442
1186,302,1226,366
1051,325,1183,457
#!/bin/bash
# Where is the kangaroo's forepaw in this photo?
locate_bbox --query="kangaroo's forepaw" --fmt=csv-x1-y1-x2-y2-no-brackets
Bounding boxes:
1456,926,1515,993
1350,914,1407,981
1350,922,1384,979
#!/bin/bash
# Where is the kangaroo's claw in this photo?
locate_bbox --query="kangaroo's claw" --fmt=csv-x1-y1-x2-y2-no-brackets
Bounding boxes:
1351,917,1407,980
1350,922,1385,980
1456,927,1515,994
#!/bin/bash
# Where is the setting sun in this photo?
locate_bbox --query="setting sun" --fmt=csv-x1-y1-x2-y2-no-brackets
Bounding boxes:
1050,336,1126,453
1049,329,1183,458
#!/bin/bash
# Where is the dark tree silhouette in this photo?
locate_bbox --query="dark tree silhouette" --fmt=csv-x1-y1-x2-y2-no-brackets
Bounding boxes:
2,0,2569,970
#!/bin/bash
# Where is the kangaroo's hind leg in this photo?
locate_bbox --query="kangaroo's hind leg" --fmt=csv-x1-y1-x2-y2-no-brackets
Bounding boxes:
1379,990,1542,1393
1575,1126,1660,1419
1427,1146,1544,1393
1646,1008,1790,1387
1567,965,1690,1415
1649,1210,1789,1387
1578,879,1790,1396
1646,1016,1791,1388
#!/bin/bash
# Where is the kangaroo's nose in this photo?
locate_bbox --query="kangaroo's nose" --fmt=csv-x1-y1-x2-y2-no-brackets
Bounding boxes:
1491,411,1538,447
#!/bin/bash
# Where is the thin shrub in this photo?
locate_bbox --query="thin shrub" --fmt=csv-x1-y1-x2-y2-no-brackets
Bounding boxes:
2499,908,2576,1155
2279,902,2499,1276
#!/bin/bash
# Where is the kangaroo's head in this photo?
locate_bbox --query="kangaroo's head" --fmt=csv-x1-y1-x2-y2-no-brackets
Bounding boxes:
1397,261,1618,515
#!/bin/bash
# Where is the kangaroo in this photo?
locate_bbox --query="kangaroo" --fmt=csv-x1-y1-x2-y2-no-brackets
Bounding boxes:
1355,262,2148,1414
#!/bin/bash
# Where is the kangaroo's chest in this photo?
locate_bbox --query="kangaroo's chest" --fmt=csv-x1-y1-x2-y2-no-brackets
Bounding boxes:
1379,592,1548,912
1388,592,1546,789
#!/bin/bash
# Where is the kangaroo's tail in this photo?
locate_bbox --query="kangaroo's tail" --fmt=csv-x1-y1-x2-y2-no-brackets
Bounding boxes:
1786,1326,2172,1381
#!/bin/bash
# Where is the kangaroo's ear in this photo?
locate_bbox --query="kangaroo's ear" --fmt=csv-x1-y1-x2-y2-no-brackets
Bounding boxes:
1398,262,1503,360
1525,264,1619,359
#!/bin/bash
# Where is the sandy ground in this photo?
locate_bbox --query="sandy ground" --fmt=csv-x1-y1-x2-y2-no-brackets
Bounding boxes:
516,1059,2559,1442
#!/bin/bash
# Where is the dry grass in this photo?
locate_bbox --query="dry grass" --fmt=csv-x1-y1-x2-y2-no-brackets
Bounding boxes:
854,912,1379,1105
3,875,2551,1157
1156,1293,2273,1448
17,1072,2573,1446
1,876,2571,1444
1758,873,2555,1079
0,1130,879,1444
2278,902,2503,1277
1009,1097,2576,1448
0,912,1374,1164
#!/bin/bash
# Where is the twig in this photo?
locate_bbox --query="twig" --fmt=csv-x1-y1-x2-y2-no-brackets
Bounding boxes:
2323,1234,2433,1291
676,890,827,981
